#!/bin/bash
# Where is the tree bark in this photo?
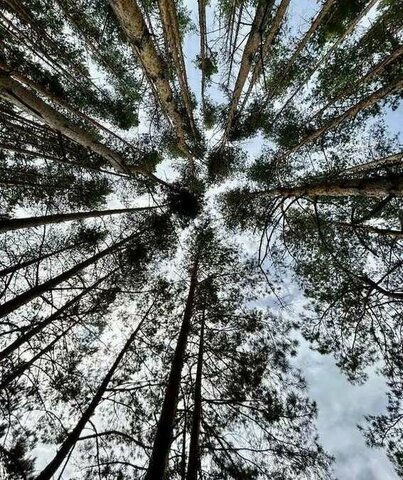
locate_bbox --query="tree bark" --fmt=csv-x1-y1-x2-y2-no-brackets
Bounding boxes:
186,314,205,480
279,77,403,162
158,0,197,138
145,258,199,480
224,0,274,139
0,233,134,319
240,0,289,109
0,205,159,234
0,270,116,362
198,0,207,119
35,301,154,480
0,73,168,186
253,174,403,199
110,0,193,159
341,152,403,175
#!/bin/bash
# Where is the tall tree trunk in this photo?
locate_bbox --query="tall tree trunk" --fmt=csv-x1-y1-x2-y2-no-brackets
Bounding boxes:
158,0,197,139
224,0,274,139
0,318,81,389
35,301,154,480
110,0,193,160
0,233,135,319
198,0,207,119
0,205,159,234
0,270,117,362
271,0,378,119
240,0,289,109
0,243,78,278
310,45,403,122
279,77,403,162
145,258,199,480
341,152,403,175
253,173,403,199
186,313,205,480
0,73,168,186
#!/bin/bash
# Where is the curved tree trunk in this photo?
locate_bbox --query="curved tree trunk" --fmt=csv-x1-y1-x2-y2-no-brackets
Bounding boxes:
0,205,159,234
35,301,154,480
145,257,199,480
198,0,207,119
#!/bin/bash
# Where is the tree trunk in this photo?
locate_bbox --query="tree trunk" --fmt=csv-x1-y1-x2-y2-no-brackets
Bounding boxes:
158,0,197,138
279,77,403,162
145,258,199,480
0,205,159,234
224,1,274,139
35,302,154,480
240,0,289,109
198,0,207,119
110,0,193,159
0,233,134,319
186,314,205,480
270,0,378,120
0,73,168,185
254,174,403,199
335,222,403,239
0,318,80,389
341,152,403,175
0,243,78,278
0,270,117,362
310,45,403,122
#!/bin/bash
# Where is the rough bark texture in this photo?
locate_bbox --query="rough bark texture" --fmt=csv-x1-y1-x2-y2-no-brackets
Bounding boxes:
158,0,197,138
145,258,199,480
110,0,192,158
0,73,163,182
224,1,274,139
241,0,288,108
256,174,403,199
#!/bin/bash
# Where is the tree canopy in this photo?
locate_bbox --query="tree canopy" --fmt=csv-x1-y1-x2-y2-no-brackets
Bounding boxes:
0,0,402,478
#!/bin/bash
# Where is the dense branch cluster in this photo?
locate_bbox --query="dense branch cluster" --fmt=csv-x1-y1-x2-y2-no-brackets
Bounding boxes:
0,0,402,478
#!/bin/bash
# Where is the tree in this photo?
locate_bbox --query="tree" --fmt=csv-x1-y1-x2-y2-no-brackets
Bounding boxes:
1,0,402,478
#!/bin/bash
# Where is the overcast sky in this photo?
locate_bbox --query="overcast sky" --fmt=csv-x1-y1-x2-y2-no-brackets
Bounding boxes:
182,0,401,478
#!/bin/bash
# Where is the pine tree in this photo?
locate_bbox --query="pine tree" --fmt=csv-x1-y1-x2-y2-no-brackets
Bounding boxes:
0,0,402,478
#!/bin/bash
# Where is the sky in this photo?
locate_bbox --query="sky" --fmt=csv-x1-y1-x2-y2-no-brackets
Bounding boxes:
180,0,401,478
